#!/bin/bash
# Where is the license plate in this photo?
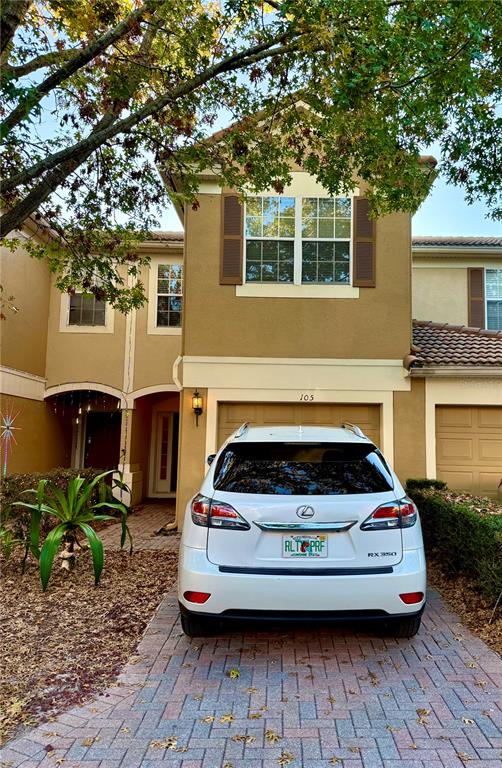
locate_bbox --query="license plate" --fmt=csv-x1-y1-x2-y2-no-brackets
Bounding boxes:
282,534,327,558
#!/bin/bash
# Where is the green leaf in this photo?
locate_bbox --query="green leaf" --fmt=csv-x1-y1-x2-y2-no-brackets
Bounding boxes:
48,486,69,519
29,506,42,560
39,524,67,591
78,522,104,585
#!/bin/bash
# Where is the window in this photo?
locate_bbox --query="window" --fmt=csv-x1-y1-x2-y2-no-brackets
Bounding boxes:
157,263,183,327
213,442,392,495
486,269,502,330
68,292,106,326
244,195,352,285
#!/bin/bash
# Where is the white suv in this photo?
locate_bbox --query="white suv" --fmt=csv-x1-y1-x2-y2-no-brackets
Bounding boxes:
178,424,426,638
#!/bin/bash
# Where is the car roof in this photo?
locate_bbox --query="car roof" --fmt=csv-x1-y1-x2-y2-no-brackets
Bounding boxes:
229,425,373,444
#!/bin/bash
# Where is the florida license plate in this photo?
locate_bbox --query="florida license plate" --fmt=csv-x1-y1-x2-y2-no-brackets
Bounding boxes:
282,534,327,558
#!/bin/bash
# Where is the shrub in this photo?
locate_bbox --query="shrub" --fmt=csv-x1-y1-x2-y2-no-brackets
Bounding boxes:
406,480,502,601
406,478,447,491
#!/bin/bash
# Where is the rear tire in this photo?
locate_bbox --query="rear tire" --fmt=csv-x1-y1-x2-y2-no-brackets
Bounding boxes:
180,611,216,637
387,615,422,638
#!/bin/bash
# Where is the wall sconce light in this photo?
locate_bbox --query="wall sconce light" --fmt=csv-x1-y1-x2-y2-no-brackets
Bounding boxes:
192,390,203,426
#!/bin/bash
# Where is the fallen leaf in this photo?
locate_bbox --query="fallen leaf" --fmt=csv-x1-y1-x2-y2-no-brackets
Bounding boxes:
462,717,474,725
475,680,487,688
248,712,262,719
265,729,281,743
456,752,472,763
193,694,203,701
219,713,235,723
120,727,130,734
409,744,418,750
278,751,295,765
466,662,477,668
386,725,400,733
416,708,431,716
231,734,256,744
247,687,259,694
349,746,360,753
228,669,240,679
201,715,215,723
150,736,178,750
327,695,336,704
329,758,342,765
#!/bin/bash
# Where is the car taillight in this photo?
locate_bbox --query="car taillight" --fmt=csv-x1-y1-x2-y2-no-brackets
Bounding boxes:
184,591,211,603
361,497,417,531
399,591,424,604
191,494,250,530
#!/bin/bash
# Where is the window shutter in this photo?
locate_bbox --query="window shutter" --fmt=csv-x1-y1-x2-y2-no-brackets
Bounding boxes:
352,197,376,288
468,267,485,328
220,194,243,285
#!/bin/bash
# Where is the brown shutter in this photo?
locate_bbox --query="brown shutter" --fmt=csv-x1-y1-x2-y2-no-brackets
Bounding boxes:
220,194,243,285
468,267,485,328
352,197,376,288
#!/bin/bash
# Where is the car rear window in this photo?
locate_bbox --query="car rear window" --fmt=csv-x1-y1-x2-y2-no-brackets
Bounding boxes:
213,442,393,495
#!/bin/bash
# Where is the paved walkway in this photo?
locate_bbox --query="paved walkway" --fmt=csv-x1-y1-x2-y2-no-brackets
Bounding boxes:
99,502,180,552
2,589,501,768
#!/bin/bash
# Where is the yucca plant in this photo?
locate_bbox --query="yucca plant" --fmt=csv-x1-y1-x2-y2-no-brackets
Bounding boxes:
14,470,131,591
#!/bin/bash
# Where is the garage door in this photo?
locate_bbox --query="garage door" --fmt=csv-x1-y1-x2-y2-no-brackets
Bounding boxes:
436,406,502,497
217,402,380,448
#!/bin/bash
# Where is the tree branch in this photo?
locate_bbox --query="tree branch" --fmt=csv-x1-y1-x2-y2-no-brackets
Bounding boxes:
1,47,78,83
0,0,156,139
0,35,305,236
0,0,30,55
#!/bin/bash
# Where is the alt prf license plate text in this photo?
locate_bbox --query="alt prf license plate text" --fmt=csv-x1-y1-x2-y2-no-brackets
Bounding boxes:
282,534,327,558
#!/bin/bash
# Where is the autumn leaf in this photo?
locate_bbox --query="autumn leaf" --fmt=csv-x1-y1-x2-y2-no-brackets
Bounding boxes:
228,668,240,679
265,729,281,743
150,736,178,750
201,715,215,723
219,713,235,723
248,712,262,719
329,757,342,765
232,734,256,744
193,694,203,701
247,687,259,694
278,751,295,765
457,752,473,762
349,746,360,753
462,717,475,725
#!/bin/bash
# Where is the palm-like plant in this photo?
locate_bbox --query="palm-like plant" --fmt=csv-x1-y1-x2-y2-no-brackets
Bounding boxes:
14,471,131,591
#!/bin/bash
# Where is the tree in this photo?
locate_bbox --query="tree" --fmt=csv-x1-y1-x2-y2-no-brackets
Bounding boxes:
1,0,501,309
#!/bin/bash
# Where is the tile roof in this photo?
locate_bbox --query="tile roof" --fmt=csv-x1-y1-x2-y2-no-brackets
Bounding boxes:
412,236,502,248
412,320,502,367
149,230,184,241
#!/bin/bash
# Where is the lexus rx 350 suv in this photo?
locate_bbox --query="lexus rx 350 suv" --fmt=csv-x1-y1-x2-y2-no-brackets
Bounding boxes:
178,424,426,638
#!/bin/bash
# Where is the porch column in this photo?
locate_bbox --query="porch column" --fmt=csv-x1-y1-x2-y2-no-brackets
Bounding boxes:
114,407,143,507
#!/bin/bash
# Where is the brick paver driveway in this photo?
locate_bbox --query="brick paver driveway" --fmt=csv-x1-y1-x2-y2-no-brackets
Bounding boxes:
2,588,501,768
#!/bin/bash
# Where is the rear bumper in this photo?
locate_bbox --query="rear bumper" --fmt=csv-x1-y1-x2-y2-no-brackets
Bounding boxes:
179,603,425,623
178,545,426,617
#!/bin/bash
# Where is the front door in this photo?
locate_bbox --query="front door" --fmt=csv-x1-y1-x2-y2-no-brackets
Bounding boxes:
150,411,179,496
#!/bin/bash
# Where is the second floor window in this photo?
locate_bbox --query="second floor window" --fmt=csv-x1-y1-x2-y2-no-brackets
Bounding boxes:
244,195,352,285
486,268,502,330
69,291,106,326
157,263,183,327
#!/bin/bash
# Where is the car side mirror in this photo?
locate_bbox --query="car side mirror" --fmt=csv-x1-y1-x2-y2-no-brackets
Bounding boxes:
207,454,216,466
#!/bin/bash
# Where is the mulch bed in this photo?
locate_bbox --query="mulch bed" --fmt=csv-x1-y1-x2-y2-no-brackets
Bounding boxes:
427,558,502,656
0,549,178,746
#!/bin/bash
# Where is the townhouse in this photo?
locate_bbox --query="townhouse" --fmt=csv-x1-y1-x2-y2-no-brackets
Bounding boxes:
1,177,501,525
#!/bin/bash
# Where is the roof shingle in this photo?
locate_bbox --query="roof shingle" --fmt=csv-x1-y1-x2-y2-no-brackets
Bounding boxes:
412,320,502,367
412,236,502,248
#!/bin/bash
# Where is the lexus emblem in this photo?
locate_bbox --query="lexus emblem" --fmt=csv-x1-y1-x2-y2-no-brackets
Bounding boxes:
296,505,315,519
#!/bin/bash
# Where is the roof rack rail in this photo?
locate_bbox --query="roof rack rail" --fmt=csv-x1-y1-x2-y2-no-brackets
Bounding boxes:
234,422,250,439
341,422,366,439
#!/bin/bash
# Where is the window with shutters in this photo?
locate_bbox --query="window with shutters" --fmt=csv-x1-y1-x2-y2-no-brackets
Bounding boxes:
244,196,351,285
486,269,502,330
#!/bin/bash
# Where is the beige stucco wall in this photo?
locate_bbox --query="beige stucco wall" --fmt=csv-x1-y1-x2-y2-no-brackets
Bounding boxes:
176,387,207,522
0,393,71,474
133,261,182,391
45,277,126,389
183,190,412,360
393,378,426,485
1,238,51,377
412,265,468,324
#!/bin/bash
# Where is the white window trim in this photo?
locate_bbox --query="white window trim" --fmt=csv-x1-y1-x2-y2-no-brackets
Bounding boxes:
241,182,358,298
485,267,502,331
59,292,115,334
147,254,183,336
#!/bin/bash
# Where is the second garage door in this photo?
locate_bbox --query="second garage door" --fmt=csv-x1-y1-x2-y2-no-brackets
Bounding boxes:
217,402,381,448
436,406,502,497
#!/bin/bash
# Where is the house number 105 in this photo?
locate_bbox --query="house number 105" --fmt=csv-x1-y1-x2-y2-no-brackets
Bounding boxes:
299,393,314,401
